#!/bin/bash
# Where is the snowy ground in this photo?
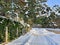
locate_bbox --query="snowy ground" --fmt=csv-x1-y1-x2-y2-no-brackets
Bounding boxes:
6,28,60,45
37,28,60,31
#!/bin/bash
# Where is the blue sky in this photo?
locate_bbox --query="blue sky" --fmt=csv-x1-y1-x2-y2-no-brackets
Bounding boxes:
46,0,60,7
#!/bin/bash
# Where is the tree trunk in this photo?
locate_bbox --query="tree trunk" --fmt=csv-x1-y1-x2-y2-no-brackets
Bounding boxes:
5,26,8,43
16,27,18,37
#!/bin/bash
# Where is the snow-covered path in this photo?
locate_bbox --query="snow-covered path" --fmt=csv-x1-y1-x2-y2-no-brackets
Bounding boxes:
6,28,60,45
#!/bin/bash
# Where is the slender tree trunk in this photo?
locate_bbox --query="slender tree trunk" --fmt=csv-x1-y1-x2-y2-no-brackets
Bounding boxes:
5,26,8,43
16,27,18,37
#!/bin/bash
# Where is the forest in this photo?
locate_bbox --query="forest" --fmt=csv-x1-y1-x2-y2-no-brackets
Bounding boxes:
0,0,60,44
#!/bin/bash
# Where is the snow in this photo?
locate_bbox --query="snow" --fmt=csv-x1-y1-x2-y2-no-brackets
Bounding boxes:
25,11,29,14
26,24,30,27
36,15,40,17
6,28,60,45
30,28,55,36
24,0,28,2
